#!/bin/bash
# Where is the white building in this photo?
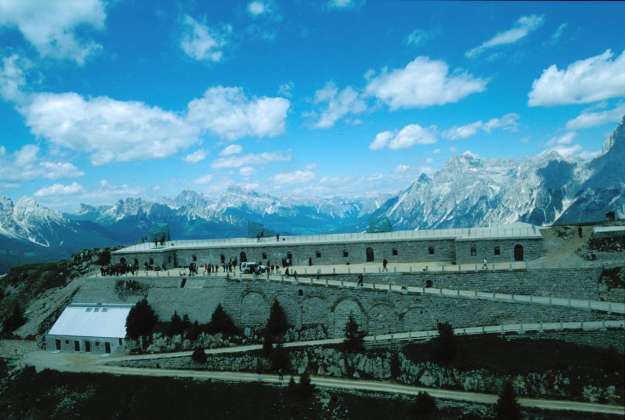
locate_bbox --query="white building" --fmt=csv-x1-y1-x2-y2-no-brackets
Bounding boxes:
46,303,132,354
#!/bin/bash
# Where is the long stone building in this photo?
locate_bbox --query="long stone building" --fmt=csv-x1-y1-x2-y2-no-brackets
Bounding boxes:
111,224,544,268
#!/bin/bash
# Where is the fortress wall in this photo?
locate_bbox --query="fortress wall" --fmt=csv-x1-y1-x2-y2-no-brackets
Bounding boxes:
454,238,543,264
312,266,605,300
73,275,617,338
111,236,543,268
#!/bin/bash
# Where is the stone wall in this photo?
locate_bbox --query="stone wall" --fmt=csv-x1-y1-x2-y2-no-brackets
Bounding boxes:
308,266,607,300
74,274,619,338
112,236,543,268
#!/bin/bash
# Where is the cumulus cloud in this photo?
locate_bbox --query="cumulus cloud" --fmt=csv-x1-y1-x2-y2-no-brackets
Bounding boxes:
0,54,26,102
312,82,366,128
183,149,208,163
442,113,519,140
21,92,199,165
34,182,83,197
180,15,231,62
0,144,83,184
211,151,291,169
566,104,625,130
369,124,437,151
272,169,316,185
528,49,625,106
0,0,106,64
365,56,487,109
466,15,544,59
547,132,576,147
220,144,243,156
187,86,290,140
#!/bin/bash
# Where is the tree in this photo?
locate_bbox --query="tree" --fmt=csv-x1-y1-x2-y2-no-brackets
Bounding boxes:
412,391,437,418
298,370,314,399
266,300,289,338
262,331,274,356
126,299,158,340
97,249,111,266
270,344,290,373
494,382,522,420
207,304,239,336
432,321,457,364
341,314,365,353
167,311,185,336
186,321,201,341
191,347,207,364
2,304,26,335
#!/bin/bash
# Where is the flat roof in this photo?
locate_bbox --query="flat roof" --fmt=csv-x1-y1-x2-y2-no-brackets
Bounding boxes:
593,226,625,234
48,303,132,339
113,224,542,255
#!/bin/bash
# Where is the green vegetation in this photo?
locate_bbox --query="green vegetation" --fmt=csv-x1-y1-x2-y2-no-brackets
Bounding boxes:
1,304,25,335
412,391,438,419
432,321,457,365
589,235,625,252
191,347,207,364
97,249,111,265
206,304,239,336
341,314,365,353
266,300,289,338
599,267,625,289
126,299,159,340
494,382,522,420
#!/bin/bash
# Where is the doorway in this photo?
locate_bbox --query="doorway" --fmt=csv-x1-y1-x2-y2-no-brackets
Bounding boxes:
55,339,61,351
84,341,91,352
514,244,524,261
366,247,374,262
105,342,111,353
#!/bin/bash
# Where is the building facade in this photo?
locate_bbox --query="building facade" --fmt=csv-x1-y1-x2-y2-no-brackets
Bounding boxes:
112,225,544,268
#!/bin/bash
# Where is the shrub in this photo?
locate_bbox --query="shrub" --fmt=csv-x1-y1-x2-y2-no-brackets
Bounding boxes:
191,347,206,364
207,305,239,336
341,314,365,353
266,300,289,338
126,299,158,340
2,304,26,335
431,321,456,364
412,391,437,418
494,382,522,420
269,345,290,373
262,331,274,356
97,249,111,266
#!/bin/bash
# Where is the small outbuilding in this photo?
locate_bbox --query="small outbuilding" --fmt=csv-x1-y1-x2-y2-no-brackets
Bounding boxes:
46,303,132,354
592,225,625,239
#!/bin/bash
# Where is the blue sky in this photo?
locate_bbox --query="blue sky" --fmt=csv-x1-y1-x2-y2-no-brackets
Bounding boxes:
1,0,625,210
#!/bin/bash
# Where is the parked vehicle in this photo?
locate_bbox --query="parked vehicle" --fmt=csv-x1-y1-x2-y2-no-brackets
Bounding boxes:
240,262,266,274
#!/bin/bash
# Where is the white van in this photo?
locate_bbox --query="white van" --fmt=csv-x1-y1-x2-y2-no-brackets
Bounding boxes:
240,262,266,274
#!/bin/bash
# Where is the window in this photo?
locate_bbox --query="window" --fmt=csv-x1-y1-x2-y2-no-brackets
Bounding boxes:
392,248,398,256
428,246,435,255
96,341,100,346
425,280,433,288
220,254,225,263
298,289,303,297
102,307,108,312
316,250,321,258
494,246,501,256
343,250,349,258
86,308,92,312
65,340,69,344
94,308,100,312
119,338,123,345
262,252,267,259
149,257,154,265
470,245,477,256
192,255,197,261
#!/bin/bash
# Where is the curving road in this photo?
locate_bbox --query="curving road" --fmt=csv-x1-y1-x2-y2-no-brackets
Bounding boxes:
23,349,625,416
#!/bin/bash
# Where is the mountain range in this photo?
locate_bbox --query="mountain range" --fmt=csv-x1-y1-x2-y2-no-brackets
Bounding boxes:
1,117,623,273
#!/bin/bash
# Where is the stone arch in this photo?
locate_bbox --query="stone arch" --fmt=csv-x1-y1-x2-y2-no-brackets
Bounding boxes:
240,291,269,327
401,305,434,332
274,294,301,329
368,303,397,335
302,296,329,326
331,297,367,337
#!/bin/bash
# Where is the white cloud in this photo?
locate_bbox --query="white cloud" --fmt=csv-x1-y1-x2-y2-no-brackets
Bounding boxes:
187,86,290,140
247,1,274,17
548,144,583,158
220,144,243,156
406,29,432,47
550,23,568,44
194,174,214,185
365,56,487,109
0,54,26,102
547,132,576,147
312,82,366,128
442,113,519,140
180,15,231,63
278,82,294,98
394,164,410,174
529,49,625,106
240,166,254,176
0,0,106,64
272,169,316,185
34,182,83,197
466,15,544,59
369,124,437,151
212,151,291,169
21,92,199,165
0,144,83,184
183,149,208,163
432,148,441,155
566,104,625,130
327,0,364,10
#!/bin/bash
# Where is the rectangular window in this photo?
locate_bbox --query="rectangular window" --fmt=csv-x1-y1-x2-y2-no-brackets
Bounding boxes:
316,251,321,258
428,246,434,255
470,246,477,256
392,248,398,256
494,246,501,256
262,252,267,259
343,250,349,258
